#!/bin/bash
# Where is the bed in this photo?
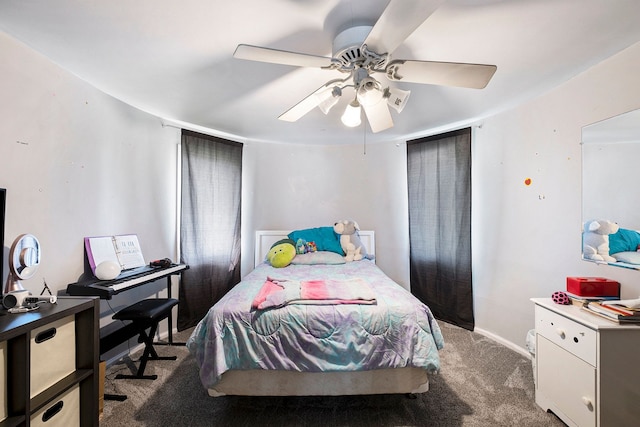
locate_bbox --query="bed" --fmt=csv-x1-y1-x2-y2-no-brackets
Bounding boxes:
187,229,444,397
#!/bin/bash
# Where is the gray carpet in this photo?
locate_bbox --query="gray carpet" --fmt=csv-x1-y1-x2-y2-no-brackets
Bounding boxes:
99,321,564,426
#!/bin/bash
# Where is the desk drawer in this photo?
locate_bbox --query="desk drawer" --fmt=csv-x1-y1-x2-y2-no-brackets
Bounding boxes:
535,305,596,366
1,340,6,422
30,315,76,398
30,385,80,427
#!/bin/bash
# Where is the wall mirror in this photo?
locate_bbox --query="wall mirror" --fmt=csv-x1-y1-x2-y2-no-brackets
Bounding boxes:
4,233,41,293
582,108,640,269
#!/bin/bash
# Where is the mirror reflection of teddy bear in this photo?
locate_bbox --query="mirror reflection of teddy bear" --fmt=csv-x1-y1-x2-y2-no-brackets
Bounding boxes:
582,219,619,263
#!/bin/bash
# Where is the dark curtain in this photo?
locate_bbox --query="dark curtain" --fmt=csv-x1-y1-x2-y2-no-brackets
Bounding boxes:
178,130,242,330
407,128,474,330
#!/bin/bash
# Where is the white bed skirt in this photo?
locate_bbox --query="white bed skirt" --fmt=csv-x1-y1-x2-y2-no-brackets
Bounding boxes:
208,367,430,397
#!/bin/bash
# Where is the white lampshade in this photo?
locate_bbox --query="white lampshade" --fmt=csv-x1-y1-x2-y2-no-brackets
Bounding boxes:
341,100,362,127
318,94,340,114
357,77,384,107
386,87,411,113
318,86,341,114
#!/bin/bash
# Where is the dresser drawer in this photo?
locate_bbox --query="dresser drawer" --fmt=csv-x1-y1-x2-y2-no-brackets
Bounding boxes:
30,315,76,398
537,336,596,427
30,385,80,427
535,305,596,366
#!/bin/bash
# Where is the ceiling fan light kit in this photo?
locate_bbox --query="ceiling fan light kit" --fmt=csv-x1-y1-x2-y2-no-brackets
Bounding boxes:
341,99,362,127
318,86,342,114
385,87,410,113
234,0,496,133
357,77,384,106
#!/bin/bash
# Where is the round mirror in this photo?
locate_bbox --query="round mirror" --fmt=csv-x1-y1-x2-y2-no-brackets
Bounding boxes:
4,233,41,293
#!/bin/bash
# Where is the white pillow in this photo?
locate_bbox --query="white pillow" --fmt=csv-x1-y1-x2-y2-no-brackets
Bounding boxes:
290,251,346,265
612,251,640,265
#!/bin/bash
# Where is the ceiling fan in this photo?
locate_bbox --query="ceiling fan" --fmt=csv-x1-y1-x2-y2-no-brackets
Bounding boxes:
233,0,497,133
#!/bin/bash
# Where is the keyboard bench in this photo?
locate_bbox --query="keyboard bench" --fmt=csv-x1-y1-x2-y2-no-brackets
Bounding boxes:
101,298,179,381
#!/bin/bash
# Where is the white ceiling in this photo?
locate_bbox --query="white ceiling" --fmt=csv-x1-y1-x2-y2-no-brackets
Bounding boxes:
1,0,639,145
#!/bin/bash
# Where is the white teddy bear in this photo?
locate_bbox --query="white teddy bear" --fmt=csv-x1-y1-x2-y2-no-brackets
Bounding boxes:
582,219,619,263
333,220,365,262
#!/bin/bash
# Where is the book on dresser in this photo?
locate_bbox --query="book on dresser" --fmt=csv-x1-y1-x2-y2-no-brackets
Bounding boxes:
582,301,640,323
601,297,640,311
565,291,618,303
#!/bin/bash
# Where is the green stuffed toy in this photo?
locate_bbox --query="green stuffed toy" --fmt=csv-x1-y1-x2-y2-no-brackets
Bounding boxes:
267,238,296,268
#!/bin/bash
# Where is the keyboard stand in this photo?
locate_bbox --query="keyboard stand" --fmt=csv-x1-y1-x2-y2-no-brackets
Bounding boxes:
67,264,189,345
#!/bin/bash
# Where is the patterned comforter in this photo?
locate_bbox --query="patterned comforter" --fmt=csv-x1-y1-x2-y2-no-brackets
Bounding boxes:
187,259,444,390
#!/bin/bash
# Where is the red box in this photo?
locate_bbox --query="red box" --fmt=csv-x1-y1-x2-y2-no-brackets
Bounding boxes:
566,277,620,297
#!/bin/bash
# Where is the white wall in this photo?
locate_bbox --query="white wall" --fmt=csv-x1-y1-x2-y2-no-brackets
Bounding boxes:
473,41,640,349
0,32,181,324
241,140,410,286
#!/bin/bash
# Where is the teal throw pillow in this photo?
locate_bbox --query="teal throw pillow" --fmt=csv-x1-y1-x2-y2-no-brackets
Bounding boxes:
287,227,344,255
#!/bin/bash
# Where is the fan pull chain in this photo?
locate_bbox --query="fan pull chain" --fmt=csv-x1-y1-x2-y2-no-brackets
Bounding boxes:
362,122,367,155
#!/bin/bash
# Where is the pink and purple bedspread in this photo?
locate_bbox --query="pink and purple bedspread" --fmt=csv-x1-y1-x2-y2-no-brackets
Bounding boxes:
187,259,444,390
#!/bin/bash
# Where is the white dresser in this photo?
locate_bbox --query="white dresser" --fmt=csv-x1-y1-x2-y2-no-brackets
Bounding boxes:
531,298,640,426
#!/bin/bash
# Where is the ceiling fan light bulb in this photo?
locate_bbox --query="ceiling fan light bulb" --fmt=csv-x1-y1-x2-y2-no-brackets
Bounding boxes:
386,87,411,113
357,77,384,106
359,88,383,106
341,100,361,127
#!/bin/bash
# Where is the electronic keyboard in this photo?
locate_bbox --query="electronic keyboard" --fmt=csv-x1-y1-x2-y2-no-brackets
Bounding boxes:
66,264,188,299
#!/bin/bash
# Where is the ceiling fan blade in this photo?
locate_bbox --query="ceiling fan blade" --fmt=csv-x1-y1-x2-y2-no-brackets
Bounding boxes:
363,0,445,55
278,84,338,122
386,60,497,89
234,44,334,68
361,99,393,133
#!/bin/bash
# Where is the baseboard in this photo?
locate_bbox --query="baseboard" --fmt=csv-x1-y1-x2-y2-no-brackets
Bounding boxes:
474,326,531,359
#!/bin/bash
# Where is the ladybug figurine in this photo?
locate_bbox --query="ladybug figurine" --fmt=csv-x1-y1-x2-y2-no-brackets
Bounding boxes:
552,291,571,305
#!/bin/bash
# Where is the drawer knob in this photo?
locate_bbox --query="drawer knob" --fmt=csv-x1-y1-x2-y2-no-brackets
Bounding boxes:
555,328,566,339
582,396,594,411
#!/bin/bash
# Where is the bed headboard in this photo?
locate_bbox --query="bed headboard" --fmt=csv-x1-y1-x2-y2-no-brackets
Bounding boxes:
255,230,375,267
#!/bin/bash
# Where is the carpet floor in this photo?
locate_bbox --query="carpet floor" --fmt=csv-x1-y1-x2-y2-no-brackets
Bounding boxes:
99,321,564,426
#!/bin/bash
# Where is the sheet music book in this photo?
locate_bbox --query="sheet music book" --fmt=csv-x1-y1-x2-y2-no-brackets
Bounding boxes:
85,234,146,274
